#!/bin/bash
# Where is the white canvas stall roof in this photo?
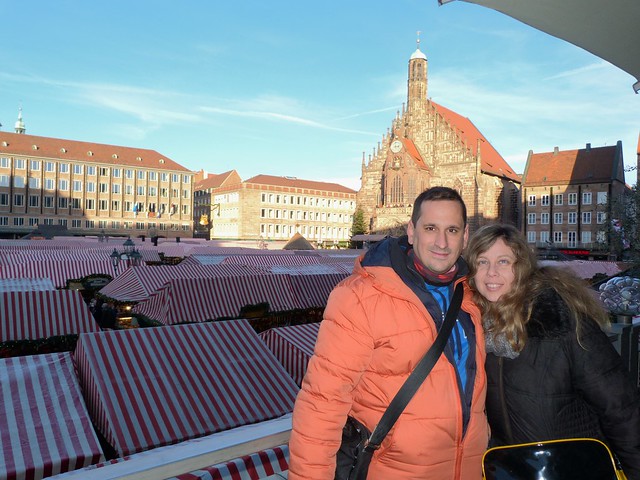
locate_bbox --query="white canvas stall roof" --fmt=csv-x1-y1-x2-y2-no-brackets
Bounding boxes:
0,353,104,480
0,290,100,341
440,0,640,92
73,321,299,457
132,275,302,325
98,263,268,303
539,260,625,280
0,277,55,292
260,323,320,386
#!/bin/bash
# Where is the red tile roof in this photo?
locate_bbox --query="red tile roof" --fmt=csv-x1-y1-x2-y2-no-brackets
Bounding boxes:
431,102,520,182
0,131,190,172
400,138,431,172
195,170,242,190
244,175,356,194
523,144,620,186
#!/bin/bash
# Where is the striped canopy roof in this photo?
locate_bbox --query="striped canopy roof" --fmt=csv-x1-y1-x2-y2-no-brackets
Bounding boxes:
0,290,100,341
73,320,299,457
0,353,104,480
260,323,320,386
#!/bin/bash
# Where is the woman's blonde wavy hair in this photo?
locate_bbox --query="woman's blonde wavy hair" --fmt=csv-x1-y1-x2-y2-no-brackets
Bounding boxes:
465,223,609,352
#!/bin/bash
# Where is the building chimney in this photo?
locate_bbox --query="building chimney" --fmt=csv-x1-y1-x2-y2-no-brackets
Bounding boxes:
553,146,559,155
586,143,591,151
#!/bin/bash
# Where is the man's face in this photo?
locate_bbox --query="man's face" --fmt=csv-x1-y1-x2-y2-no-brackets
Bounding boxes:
407,199,468,274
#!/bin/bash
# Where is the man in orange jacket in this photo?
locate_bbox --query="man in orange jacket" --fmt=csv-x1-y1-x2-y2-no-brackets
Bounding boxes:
289,186,488,479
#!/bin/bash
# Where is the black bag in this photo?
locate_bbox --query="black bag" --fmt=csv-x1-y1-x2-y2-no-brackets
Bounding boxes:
334,283,464,480
335,416,374,480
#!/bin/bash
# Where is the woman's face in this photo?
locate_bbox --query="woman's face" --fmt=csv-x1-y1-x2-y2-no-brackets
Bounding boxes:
473,237,516,302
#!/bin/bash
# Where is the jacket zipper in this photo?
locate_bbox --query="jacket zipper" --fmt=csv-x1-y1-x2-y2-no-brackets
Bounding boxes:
498,356,514,444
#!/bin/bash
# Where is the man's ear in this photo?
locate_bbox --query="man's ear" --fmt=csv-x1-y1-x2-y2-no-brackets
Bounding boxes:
463,224,469,248
406,221,414,245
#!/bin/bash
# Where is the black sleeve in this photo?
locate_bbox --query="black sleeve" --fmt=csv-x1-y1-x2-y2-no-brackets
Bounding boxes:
569,316,640,479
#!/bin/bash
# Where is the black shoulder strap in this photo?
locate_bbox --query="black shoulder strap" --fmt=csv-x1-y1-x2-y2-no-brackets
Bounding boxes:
364,282,464,451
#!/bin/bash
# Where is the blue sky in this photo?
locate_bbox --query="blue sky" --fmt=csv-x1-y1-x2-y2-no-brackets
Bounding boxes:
1,1,637,190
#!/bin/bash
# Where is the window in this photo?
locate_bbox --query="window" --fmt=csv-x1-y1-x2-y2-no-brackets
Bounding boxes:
161,173,168,182
29,217,39,226
183,175,190,183
100,183,108,193
13,176,25,188
541,195,550,206
553,231,563,243
85,199,95,210
43,218,54,226
0,217,7,226
554,213,563,224
72,219,82,228
13,194,24,206
59,163,69,173
71,198,81,209
0,157,9,168
112,168,121,178
15,158,25,169
125,169,134,179
582,212,592,224
527,213,536,224
597,192,607,205
28,177,40,189
28,195,39,207
43,196,54,208
73,181,82,192
86,182,95,193
111,200,120,211
597,212,607,224
527,231,536,243
0,194,7,206
172,174,179,182
87,166,96,176
540,231,549,244
99,200,108,210
85,220,95,229
73,164,83,175
59,179,69,191
59,197,68,209
99,167,109,176
568,193,577,205
554,194,563,205
137,186,145,195
30,160,40,171
581,231,592,244
148,171,157,181
568,231,576,248
0,175,8,187
568,212,577,224
137,170,146,180
597,231,607,243
112,184,121,194
541,213,549,224
13,217,24,226
582,192,592,205
148,186,157,196
45,162,55,172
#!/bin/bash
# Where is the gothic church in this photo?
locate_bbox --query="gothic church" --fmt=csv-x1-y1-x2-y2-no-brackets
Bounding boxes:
357,40,521,234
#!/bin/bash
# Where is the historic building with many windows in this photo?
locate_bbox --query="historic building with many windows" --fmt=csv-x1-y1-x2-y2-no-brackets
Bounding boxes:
0,128,194,239
357,40,521,234
194,173,356,246
521,142,628,259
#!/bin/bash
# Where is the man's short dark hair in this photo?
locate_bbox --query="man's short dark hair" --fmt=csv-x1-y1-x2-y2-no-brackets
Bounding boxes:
410,186,467,227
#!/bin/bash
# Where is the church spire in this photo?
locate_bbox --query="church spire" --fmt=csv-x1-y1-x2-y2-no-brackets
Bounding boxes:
14,106,25,134
407,31,428,115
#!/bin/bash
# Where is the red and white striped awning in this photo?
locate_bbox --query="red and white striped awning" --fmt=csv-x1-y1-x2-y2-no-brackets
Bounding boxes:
222,254,321,267
0,277,56,292
0,353,104,480
0,290,100,341
73,320,299,457
0,260,114,288
260,323,320,386
99,264,268,303
132,275,302,325
289,273,348,309
169,444,289,480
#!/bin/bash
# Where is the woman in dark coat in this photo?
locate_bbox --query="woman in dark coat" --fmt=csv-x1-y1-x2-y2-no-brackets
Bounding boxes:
466,223,640,479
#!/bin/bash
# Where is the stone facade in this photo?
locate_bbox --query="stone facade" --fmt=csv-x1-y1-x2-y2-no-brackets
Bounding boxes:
357,43,521,235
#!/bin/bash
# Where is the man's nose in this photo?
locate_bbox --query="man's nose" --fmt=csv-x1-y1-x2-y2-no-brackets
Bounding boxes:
434,230,448,248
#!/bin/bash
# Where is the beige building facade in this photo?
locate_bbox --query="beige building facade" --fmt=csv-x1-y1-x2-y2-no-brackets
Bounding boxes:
357,41,521,234
0,130,194,239
194,174,356,246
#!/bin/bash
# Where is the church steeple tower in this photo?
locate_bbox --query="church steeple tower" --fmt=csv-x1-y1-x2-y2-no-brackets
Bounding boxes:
407,32,427,115
14,106,25,134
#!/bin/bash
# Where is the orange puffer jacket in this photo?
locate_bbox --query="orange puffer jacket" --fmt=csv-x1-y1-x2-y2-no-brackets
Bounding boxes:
289,256,488,480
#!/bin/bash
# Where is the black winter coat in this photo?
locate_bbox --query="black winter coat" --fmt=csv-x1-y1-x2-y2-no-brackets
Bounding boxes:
485,288,640,479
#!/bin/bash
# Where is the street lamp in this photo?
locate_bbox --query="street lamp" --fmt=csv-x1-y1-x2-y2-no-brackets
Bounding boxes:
109,236,143,275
